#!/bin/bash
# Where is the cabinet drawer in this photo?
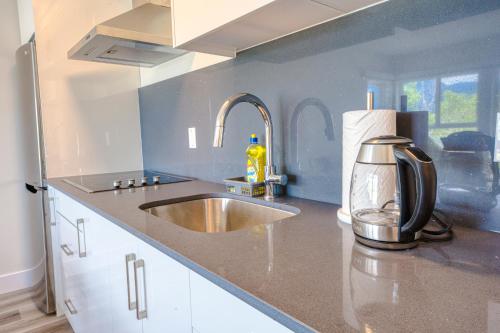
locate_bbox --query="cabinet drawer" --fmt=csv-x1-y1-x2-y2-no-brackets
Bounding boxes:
55,189,111,332
54,190,88,226
190,272,292,333
58,215,83,328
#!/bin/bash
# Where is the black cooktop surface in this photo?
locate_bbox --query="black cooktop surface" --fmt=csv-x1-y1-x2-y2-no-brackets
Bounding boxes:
62,170,192,193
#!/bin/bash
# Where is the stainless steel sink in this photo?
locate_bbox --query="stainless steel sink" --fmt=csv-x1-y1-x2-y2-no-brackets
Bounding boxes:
140,195,298,233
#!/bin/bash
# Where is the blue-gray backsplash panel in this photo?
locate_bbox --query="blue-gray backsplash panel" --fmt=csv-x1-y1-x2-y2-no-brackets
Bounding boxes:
139,0,500,232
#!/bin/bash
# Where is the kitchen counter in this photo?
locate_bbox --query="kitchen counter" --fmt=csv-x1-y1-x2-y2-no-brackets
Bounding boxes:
48,178,500,333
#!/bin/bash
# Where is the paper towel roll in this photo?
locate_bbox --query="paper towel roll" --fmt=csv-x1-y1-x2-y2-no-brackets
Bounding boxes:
337,109,396,223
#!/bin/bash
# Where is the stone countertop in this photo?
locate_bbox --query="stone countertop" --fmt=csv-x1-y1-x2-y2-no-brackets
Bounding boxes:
48,178,500,333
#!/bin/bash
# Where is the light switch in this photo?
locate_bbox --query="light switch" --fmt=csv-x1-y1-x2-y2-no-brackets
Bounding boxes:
188,127,197,149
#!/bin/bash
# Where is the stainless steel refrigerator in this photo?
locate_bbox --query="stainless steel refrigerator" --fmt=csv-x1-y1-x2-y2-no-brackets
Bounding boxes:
16,38,56,314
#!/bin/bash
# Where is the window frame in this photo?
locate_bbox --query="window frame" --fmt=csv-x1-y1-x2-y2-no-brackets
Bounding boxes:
399,72,479,129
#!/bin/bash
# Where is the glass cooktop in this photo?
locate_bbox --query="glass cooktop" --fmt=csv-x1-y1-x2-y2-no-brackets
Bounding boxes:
62,170,192,193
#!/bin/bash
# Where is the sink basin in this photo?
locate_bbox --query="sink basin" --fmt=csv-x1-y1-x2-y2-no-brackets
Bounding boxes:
140,195,298,233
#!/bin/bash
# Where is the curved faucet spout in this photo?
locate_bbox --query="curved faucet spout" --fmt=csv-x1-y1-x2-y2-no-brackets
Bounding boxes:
213,93,274,172
213,93,286,199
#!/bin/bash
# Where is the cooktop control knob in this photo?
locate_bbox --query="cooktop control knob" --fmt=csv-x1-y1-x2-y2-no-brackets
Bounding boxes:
113,180,122,188
141,176,148,185
127,179,135,187
153,175,161,184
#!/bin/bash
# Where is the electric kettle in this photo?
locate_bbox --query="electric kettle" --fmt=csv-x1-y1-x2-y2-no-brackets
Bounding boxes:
350,136,437,249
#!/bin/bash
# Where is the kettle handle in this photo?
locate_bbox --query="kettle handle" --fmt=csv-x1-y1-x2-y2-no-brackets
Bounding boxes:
393,146,437,241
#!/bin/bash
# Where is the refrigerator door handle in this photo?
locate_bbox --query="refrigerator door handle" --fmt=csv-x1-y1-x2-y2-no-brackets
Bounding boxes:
25,182,48,193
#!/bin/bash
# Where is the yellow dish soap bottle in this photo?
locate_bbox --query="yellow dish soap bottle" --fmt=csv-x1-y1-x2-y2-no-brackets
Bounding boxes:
246,134,266,183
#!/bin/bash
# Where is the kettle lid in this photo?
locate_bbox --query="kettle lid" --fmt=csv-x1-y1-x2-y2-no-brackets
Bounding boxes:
363,135,413,145
356,135,414,164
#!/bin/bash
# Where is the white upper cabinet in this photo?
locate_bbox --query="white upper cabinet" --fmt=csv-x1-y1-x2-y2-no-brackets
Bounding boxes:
171,0,386,56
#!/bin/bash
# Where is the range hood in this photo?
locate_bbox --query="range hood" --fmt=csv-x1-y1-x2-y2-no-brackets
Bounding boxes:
68,0,185,67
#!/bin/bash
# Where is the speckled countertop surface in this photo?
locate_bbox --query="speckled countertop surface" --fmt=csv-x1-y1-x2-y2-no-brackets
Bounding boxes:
48,178,500,333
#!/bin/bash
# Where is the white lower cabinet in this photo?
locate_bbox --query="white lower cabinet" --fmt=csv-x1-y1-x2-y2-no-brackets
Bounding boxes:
53,188,192,333
56,194,113,332
190,271,293,333
48,188,63,315
83,211,114,333
139,241,192,333
104,216,192,333
57,209,83,330
51,187,294,333
104,218,142,333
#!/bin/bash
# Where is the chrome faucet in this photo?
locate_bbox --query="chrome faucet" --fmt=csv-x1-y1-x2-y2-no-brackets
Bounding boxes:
213,93,287,199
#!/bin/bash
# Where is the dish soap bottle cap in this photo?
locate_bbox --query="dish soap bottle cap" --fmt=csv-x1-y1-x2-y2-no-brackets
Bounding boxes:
250,133,258,144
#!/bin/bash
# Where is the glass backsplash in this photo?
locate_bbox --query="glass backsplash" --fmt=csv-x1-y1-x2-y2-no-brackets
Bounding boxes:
139,0,500,232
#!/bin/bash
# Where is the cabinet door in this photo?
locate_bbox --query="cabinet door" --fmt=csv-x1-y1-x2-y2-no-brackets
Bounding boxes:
190,271,292,333
48,188,64,315
79,210,113,332
172,0,274,48
139,242,191,333
54,189,113,332
52,189,192,333
172,0,384,57
57,211,84,331
103,219,143,333
171,0,347,56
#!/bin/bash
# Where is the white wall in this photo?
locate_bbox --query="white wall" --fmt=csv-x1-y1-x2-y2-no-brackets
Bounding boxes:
0,0,223,293
32,0,143,178
16,0,35,43
0,0,44,292
0,0,146,294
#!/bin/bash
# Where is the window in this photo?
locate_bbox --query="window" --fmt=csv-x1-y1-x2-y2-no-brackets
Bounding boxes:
401,73,478,141
440,74,478,124
403,79,436,124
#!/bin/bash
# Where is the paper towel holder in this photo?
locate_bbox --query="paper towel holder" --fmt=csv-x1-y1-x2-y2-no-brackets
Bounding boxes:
367,91,374,110
338,93,375,224
338,92,375,224
337,93,396,224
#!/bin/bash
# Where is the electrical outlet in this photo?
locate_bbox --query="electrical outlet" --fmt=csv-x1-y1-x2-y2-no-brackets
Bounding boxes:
188,127,197,149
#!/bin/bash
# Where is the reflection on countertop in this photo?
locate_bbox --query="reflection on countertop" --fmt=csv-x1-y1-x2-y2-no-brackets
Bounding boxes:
341,221,500,332
48,178,500,333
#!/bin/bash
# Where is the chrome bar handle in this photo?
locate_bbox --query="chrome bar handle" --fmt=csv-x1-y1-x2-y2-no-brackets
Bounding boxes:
125,253,137,310
76,218,86,258
60,244,74,256
64,299,77,315
134,259,148,320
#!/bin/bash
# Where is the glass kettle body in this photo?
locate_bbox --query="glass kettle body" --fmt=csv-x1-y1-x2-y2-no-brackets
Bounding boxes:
350,136,437,249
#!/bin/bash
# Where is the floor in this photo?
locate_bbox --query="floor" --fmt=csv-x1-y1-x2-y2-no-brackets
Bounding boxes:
0,286,72,333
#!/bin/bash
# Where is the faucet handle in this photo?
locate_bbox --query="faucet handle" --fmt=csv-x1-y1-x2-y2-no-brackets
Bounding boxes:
266,174,288,186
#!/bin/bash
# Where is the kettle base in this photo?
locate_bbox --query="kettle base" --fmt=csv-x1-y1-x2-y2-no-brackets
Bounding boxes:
354,235,419,250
